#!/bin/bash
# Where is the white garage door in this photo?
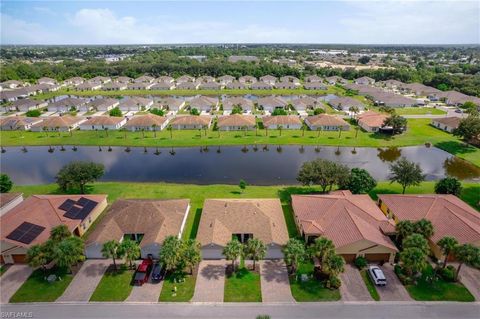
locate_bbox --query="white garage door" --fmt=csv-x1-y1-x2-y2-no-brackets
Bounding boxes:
267,247,284,259
85,243,104,259
202,247,224,259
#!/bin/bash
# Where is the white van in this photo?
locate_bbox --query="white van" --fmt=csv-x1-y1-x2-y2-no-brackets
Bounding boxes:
368,266,387,286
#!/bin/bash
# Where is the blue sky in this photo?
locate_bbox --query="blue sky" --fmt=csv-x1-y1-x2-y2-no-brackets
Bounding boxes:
1,1,479,44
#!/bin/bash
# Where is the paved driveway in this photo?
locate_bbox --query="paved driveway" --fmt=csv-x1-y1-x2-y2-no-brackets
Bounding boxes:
126,272,163,302
340,264,372,301
0,265,32,303
260,260,294,302
458,265,480,301
57,260,110,302
376,264,411,301
191,260,227,302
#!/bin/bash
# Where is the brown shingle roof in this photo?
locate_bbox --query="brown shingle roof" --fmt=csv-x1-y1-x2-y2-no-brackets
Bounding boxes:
31,115,84,129
432,117,461,128
217,114,256,127
0,195,107,248
82,116,125,126
170,115,212,126
378,194,480,244
292,192,397,251
262,115,302,126
306,114,349,127
197,199,289,247
124,114,167,128
86,199,190,247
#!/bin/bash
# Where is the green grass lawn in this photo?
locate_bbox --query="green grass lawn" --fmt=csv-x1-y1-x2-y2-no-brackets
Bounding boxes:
289,262,341,302
360,269,380,301
89,265,134,302
0,265,8,277
11,181,479,243
159,272,196,302
9,267,73,303
2,119,478,166
384,107,446,115
405,265,474,302
224,267,262,302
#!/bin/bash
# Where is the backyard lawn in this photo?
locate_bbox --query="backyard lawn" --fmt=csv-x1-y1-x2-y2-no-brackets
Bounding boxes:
289,262,341,302
89,265,134,302
405,265,474,302
159,273,196,302
384,107,446,115
224,267,262,302
360,269,380,301
9,267,73,303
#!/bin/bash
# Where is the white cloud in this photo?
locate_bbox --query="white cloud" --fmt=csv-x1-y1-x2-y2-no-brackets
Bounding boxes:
0,13,59,44
33,7,57,16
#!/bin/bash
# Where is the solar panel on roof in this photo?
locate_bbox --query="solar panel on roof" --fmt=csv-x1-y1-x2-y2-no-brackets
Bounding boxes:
58,199,76,211
6,222,46,245
75,201,97,220
63,205,82,219
77,197,90,206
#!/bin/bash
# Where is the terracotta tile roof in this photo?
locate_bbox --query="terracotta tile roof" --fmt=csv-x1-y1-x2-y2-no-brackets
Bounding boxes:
124,114,167,128
306,114,349,127
0,195,107,248
358,111,388,128
170,115,212,126
31,115,84,129
292,192,397,251
217,114,256,127
0,192,23,209
432,117,461,128
86,199,190,247
262,115,302,126
378,194,480,244
197,199,289,247
82,116,125,126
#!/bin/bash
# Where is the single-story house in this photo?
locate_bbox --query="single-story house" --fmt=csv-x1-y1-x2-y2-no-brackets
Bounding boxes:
226,81,246,90
0,80,25,90
357,111,389,132
189,96,219,112
251,82,273,90
369,92,417,108
305,114,350,131
76,82,102,91
176,75,195,84
280,76,300,84
134,75,155,83
197,76,216,83
170,115,212,129
437,91,480,107
64,77,85,86
228,56,259,63
47,97,88,113
102,82,127,91
292,191,397,263
304,82,327,90
290,97,319,111
10,99,47,112
31,115,86,132
85,199,190,259
222,97,254,112
378,194,480,260
0,193,23,216
329,97,366,111
326,76,347,85
257,96,288,112
79,116,127,131
1,194,107,264
197,199,289,259
127,83,154,90
124,114,169,131
377,79,404,90
156,98,186,111
275,81,297,89
157,76,174,83
217,75,235,85
150,82,175,90
0,89,29,102
88,76,111,84
198,82,222,90
239,76,257,84
119,97,153,112
87,98,120,112
260,75,277,85
355,76,375,86
400,83,441,97
305,75,323,83
176,82,199,90
431,117,461,133
0,116,43,131
217,114,256,131
262,115,302,129
38,77,57,86
113,76,132,84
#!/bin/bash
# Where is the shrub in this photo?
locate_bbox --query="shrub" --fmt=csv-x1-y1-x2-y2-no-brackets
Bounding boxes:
434,177,462,196
109,107,122,117
354,256,368,269
272,108,287,116
313,108,325,115
190,108,200,115
325,276,341,289
150,108,164,116
439,265,456,282
25,109,41,117
394,264,413,285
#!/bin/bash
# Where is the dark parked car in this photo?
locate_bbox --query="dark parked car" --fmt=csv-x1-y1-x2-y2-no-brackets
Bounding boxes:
133,259,153,286
151,263,165,282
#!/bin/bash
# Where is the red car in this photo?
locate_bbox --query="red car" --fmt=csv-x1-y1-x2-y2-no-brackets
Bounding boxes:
133,258,153,286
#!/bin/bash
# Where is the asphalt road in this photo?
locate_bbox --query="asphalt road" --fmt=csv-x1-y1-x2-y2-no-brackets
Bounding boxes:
1,302,479,319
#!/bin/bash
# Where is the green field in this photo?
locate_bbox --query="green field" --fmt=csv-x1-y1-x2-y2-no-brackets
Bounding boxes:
224,267,262,302
159,273,196,302
89,265,134,302
289,262,341,302
393,107,447,115
2,119,479,166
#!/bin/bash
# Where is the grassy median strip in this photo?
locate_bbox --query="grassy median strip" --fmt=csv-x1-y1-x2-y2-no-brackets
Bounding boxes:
224,267,262,302
10,268,73,303
289,262,341,302
360,269,380,301
89,265,134,302
159,273,196,302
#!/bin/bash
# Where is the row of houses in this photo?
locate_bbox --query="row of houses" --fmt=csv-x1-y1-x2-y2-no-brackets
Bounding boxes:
1,113,352,132
1,191,478,264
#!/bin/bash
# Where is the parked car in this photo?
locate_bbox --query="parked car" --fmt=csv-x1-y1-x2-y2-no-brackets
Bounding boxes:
133,259,153,286
368,266,387,286
455,108,463,113
151,262,166,282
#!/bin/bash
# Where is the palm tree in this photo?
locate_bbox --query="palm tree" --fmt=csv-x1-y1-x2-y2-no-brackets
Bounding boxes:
437,236,458,268
43,126,48,137
309,237,335,271
414,219,434,239
26,244,49,276
338,127,343,138
277,125,283,137
453,244,479,280
283,239,306,274
301,123,308,137
355,126,360,138
203,125,208,137
349,106,359,120
244,238,267,271
119,239,141,269
265,126,269,136
121,128,127,139
55,126,60,137
141,128,145,139
102,240,122,271
223,239,243,272
50,225,71,243
104,127,109,137
53,237,85,274
183,239,201,275
158,236,183,274
316,127,322,138
323,252,345,277
69,126,74,137
242,125,248,137
167,124,173,139
254,123,258,136
395,220,415,242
